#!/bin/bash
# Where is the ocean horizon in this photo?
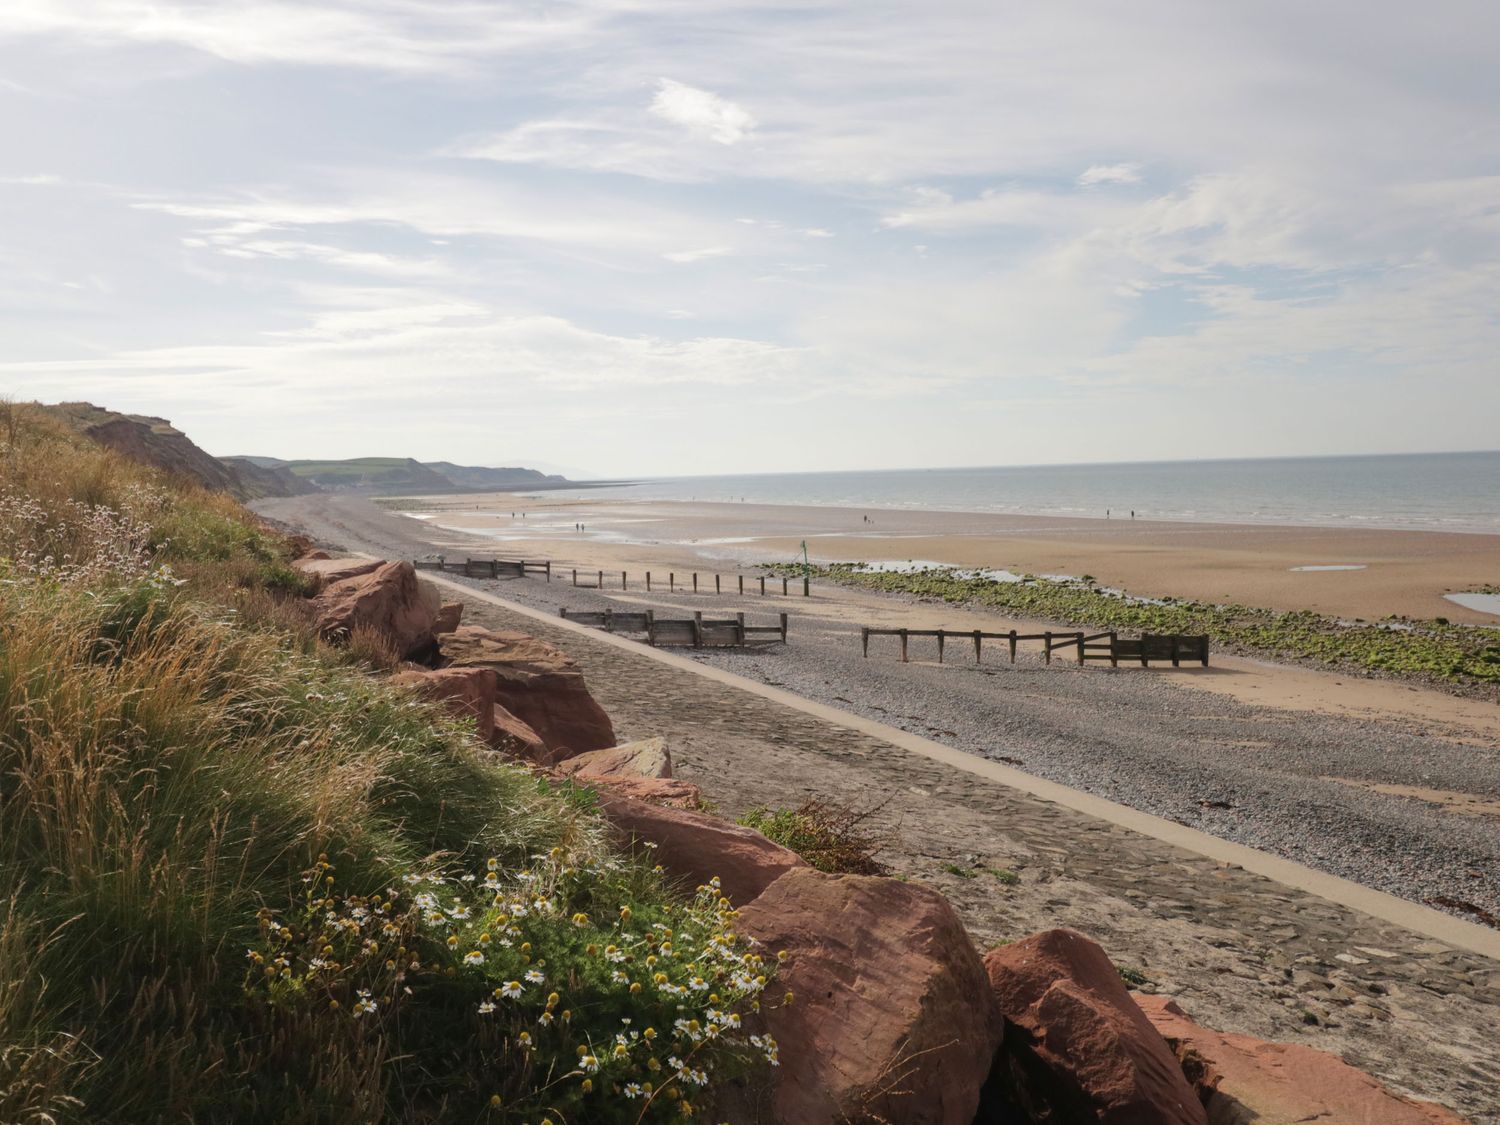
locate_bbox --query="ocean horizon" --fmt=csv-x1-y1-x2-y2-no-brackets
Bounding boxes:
544,450,1500,535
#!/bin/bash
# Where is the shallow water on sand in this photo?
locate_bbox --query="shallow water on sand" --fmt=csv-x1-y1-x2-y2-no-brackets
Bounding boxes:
545,450,1500,533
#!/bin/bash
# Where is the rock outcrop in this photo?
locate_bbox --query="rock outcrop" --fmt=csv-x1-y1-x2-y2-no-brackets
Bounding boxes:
738,868,1003,1125
310,560,440,660
437,625,614,761
983,928,1207,1124
555,737,672,780
292,555,382,590
434,602,464,635
1137,996,1466,1125
391,666,499,743
491,705,549,760
597,794,803,903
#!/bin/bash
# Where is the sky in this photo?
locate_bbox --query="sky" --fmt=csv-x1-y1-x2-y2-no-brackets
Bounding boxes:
1,0,1498,477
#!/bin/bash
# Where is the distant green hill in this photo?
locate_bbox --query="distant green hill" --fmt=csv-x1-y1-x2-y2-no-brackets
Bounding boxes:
265,457,566,492
279,457,451,490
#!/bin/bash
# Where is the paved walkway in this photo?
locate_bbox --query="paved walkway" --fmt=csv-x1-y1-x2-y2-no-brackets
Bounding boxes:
441,576,1499,1122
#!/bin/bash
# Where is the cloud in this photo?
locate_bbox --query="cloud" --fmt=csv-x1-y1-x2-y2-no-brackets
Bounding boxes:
1078,163,1142,186
0,0,606,75
129,169,745,261
648,79,755,144
1,294,820,400
880,187,1128,233
662,246,732,263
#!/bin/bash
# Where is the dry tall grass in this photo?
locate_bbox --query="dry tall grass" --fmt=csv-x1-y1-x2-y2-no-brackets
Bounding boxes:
0,406,774,1121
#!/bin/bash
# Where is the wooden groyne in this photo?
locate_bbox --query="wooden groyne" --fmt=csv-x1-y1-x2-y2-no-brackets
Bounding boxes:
860,627,1208,668
414,556,552,580
414,557,811,596
561,608,789,648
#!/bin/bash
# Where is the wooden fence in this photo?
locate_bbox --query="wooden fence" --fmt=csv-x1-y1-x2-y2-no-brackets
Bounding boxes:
572,570,809,597
413,556,552,580
561,608,788,648
412,558,809,596
860,627,1208,668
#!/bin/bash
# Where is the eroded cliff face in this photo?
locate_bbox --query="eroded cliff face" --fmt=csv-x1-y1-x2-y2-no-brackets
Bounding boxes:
38,402,315,500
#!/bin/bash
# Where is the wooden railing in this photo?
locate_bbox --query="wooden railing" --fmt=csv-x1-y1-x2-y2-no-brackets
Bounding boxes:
561,608,788,648
860,627,1208,667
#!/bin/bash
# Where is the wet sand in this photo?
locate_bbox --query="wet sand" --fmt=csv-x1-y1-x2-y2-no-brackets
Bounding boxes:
393,491,1500,625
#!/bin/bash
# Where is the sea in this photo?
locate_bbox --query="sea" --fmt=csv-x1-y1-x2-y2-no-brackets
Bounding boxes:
550,451,1500,535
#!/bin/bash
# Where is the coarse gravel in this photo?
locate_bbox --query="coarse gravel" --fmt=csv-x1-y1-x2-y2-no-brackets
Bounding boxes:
258,494,1500,926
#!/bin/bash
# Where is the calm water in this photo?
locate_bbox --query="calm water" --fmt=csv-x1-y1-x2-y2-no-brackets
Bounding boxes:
555,451,1500,534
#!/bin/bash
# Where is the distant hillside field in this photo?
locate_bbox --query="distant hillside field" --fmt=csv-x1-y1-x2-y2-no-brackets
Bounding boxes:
269,457,567,492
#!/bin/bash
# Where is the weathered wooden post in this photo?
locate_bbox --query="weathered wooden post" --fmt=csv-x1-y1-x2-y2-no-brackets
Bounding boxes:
759,576,766,596
1076,631,1085,666
781,576,789,595
693,573,698,593
973,629,982,663
1009,630,1018,663
1044,631,1053,664
646,612,657,647
779,612,788,643
491,559,499,578
937,630,945,664
572,568,577,587
1109,631,1118,667
646,571,652,591
900,628,909,663
803,576,810,597
622,571,628,590
692,611,704,648
862,627,870,657
736,611,746,647
738,575,744,595
545,561,551,582
669,572,675,592
598,570,604,589
715,574,721,594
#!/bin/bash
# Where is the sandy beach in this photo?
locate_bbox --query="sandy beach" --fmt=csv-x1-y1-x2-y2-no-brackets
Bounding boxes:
389,491,1500,626
253,489,1500,1120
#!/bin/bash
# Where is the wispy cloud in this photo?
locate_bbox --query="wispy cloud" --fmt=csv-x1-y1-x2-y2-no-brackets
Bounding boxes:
662,246,732,263
1078,163,1142,186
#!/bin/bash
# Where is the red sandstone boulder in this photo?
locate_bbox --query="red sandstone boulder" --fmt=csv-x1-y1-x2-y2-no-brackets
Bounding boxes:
391,666,498,743
583,775,701,808
310,561,441,659
984,929,1206,1125
596,794,803,903
738,867,1002,1125
437,626,614,761
434,602,464,635
1137,995,1465,1125
492,705,549,760
555,737,672,780
292,555,381,590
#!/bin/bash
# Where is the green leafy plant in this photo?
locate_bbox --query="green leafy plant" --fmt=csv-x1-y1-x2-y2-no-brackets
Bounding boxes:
737,798,891,875
766,562,1500,690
